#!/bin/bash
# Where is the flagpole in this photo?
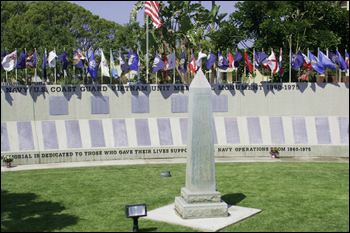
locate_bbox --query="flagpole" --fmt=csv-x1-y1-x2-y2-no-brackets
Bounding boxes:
101,48,103,84
72,48,74,85
110,49,112,84
146,15,149,84
325,48,328,83
236,48,238,83
173,48,175,84
244,49,246,83
119,49,122,85
271,48,273,82
15,48,17,83
63,48,65,85
253,48,256,83
280,47,282,83
337,47,341,83
25,48,27,85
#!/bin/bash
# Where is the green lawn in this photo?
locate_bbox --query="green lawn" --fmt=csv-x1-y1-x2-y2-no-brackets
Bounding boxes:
1,162,349,232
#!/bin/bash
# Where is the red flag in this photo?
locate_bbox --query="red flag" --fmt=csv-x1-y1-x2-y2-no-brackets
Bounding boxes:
227,51,234,68
261,50,270,70
299,50,312,70
244,51,254,73
145,1,162,28
163,50,167,82
189,52,197,74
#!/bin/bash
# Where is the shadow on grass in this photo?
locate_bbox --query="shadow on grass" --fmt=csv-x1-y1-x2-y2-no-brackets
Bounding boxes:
221,193,246,205
139,227,158,232
1,189,79,232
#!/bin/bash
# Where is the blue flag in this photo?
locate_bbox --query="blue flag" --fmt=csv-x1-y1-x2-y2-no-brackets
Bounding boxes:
308,50,325,74
336,50,347,73
319,49,337,69
128,51,139,71
43,50,47,81
234,51,242,68
110,51,119,79
178,51,187,74
255,51,268,69
152,53,166,73
290,51,304,70
88,52,97,79
26,50,37,68
206,51,217,70
217,51,229,70
328,51,339,68
58,51,69,70
73,50,84,68
16,50,27,69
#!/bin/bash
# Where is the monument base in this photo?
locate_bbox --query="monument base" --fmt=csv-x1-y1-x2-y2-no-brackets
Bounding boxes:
174,196,228,219
181,187,222,203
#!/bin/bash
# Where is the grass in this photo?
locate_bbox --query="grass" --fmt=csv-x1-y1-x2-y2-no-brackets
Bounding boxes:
1,162,349,232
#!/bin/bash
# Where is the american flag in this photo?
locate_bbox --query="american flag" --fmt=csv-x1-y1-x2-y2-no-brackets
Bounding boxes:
145,1,162,29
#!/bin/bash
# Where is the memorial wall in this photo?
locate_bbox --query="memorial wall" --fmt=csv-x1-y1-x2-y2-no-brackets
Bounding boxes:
1,82,349,165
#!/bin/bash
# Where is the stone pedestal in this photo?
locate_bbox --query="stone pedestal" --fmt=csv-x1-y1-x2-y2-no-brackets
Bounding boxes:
174,69,228,219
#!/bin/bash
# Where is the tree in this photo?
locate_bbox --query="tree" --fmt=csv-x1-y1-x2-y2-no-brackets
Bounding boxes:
228,1,349,82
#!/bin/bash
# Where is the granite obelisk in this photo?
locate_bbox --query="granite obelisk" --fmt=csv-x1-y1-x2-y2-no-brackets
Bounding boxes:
174,69,228,219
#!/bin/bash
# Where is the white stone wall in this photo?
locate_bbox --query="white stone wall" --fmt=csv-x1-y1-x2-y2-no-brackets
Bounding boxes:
1,83,349,165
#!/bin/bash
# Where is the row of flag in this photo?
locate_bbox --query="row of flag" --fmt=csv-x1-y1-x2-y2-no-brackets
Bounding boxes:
1,47,349,81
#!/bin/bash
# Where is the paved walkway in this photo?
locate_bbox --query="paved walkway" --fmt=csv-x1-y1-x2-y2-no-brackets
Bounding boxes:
2,156,348,172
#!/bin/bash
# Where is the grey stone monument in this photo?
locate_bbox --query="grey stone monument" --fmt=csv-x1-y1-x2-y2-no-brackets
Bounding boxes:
174,69,228,219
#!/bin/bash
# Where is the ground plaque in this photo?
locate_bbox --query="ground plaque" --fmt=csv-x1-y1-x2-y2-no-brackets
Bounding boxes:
174,69,228,219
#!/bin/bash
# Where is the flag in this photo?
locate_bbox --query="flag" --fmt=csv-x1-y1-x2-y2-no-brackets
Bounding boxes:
189,52,197,73
291,51,304,70
234,51,242,68
73,50,84,68
206,51,216,70
26,50,37,68
299,50,312,70
110,51,119,79
1,50,7,63
128,51,139,72
254,51,268,69
1,50,17,71
166,52,176,70
308,50,325,74
328,51,340,68
261,51,270,70
100,49,110,77
58,51,69,70
345,51,349,68
217,51,229,70
145,1,162,28
178,51,187,74
318,49,337,69
88,52,98,79
43,50,47,81
267,50,279,74
47,50,57,68
152,53,166,73
119,52,130,73
279,49,284,78
244,51,253,72
227,50,234,68
336,50,347,73
16,50,26,69
298,70,308,81
195,51,207,67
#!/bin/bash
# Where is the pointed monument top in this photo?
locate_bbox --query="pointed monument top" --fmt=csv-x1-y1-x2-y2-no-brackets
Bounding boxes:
190,68,211,89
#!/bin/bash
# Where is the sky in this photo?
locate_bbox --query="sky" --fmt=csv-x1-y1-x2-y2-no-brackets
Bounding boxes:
68,1,252,48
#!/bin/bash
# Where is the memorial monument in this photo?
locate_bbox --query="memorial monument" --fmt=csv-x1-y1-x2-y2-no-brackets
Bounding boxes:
174,69,228,219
